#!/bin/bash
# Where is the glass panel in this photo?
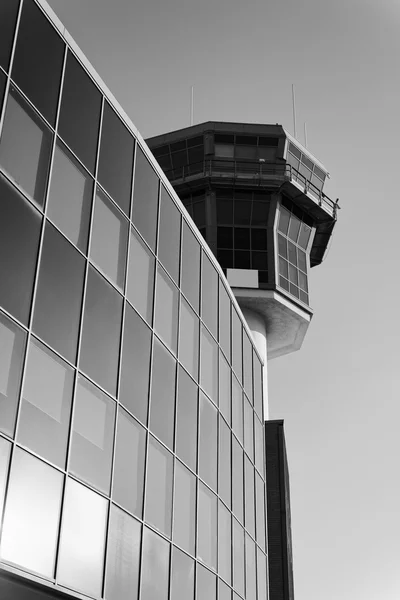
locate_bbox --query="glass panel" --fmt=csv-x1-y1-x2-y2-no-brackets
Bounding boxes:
140,527,169,600
179,298,199,380
219,354,231,425
289,263,298,285
175,366,197,471
158,186,181,283
91,188,128,289
219,282,231,359
57,478,107,597
245,535,257,600
154,266,178,354
298,248,307,272
278,233,287,258
218,502,231,584
80,266,123,396
279,257,289,279
0,313,26,437
196,564,216,600
201,254,218,338
70,375,116,494
0,72,5,117
231,310,242,382
200,326,218,403
18,338,73,467
244,458,255,538
150,338,176,449
255,473,266,550
127,228,155,324
197,482,217,570
232,437,244,523
170,547,194,600
0,89,52,206
288,240,297,265
278,207,290,235
232,376,243,445
145,436,173,538
0,437,11,526
181,223,200,315
119,304,151,425
33,222,85,363
199,393,217,490
299,270,308,292
58,51,102,173
257,548,267,600
173,460,196,555
254,417,264,475
47,141,93,253
132,147,159,251
113,408,146,518
253,356,263,420
244,399,254,462
1,448,63,577
288,215,301,243
0,0,19,71
98,101,134,215
105,505,141,600
232,519,245,597
243,333,252,401
219,580,231,600
219,417,231,509
12,0,64,125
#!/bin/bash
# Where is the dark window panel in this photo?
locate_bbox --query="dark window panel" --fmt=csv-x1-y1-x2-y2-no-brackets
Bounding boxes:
173,461,196,555
140,528,170,600
12,0,64,125
158,186,181,283
251,201,269,227
0,437,11,522
278,233,287,258
105,505,141,600
132,147,159,251
278,206,290,235
234,250,251,269
232,519,245,597
33,222,85,363
0,71,6,115
170,140,186,152
234,227,250,250
201,253,218,338
179,297,199,381
98,101,134,215
145,436,173,538
119,304,151,425
127,228,155,325
170,547,194,600
217,227,233,249
0,312,26,437
219,416,231,509
154,265,179,354
216,197,234,225
199,393,217,491
215,133,234,144
218,501,232,585
175,366,198,471
47,140,93,253
234,200,251,225
69,375,116,495
217,249,233,269
288,214,301,243
251,229,267,251
181,221,200,312
235,145,257,159
58,51,101,173
18,338,74,468
0,88,53,207
0,173,41,324
193,199,206,229
196,564,216,600
113,407,146,518
252,251,268,271
232,437,244,524
0,0,20,71
80,266,123,396
150,337,176,450
197,482,217,570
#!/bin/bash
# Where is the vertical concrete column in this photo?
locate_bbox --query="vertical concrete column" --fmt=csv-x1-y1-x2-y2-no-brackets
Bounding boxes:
240,307,269,420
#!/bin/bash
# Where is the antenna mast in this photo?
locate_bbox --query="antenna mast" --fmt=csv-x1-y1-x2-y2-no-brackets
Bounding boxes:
190,86,194,126
291,84,297,139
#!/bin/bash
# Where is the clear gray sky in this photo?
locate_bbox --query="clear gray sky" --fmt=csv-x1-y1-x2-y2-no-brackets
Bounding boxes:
46,0,400,598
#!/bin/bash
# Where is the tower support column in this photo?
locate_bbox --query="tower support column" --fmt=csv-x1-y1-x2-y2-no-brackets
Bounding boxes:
240,307,269,420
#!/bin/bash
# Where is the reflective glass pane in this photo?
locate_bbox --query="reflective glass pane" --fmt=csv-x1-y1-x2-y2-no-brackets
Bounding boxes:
196,564,216,600
33,222,85,363
200,326,218,403
0,0,19,71
154,266,178,353
179,298,199,380
1,448,63,577
288,214,301,243
12,0,64,125
219,282,231,358
199,393,217,490
175,367,197,471
119,304,151,425
257,548,267,600
145,436,173,538
113,408,146,518
158,186,180,283
106,504,141,600
132,147,159,251
197,482,217,570
0,312,26,437
57,478,108,597
243,333,253,401
127,228,155,324
218,502,231,584
218,417,231,509
253,355,263,420
0,437,11,525
219,354,231,425
47,141,93,253
0,173,41,324
98,101,134,215
278,207,290,235
18,338,73,467
244,458,255,538
244,399,254,462
58,51,101,173
246,536,257,600
173,461,196,555
91,188,128,289
232,519,245,597
254,417,264,475
232,437,244,523
0,72,5,116
298,248,307,272
298,222,312,249
150,338,176,449
80,266,123,396
0,89,52,206
181,221,200,312
170,547,194,600
232,377,243,445
140,528,169,600
201,254,218,338
256,472,266,549
70,376,116,494
231,310,242,382
219,580,231,600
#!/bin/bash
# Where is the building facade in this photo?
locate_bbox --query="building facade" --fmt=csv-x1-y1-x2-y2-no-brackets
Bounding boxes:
0,1,270,599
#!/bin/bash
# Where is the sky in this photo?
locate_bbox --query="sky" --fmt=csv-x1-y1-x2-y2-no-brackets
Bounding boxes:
46,1,400,598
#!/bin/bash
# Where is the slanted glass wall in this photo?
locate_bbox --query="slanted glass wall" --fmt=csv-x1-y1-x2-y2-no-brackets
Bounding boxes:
0,2,268,600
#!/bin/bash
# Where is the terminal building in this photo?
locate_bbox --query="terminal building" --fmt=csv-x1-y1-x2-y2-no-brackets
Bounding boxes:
0,1,338,599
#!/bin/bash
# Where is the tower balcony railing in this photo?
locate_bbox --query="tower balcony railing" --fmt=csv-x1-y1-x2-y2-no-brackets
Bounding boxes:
163,158,340,218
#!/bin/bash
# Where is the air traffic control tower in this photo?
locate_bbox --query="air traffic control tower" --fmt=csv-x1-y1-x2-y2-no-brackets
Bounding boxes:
146,122,339,418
